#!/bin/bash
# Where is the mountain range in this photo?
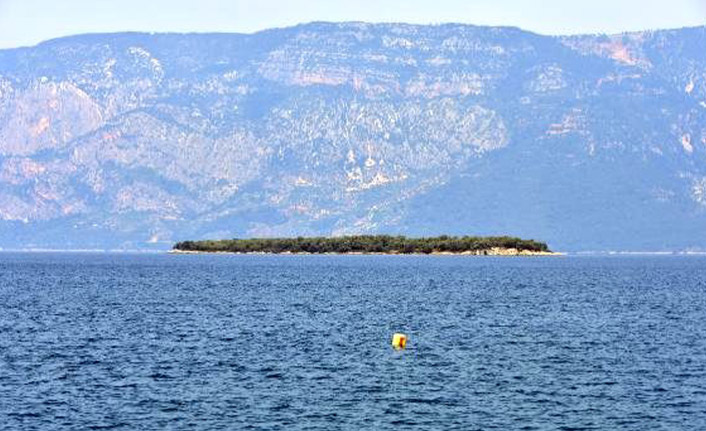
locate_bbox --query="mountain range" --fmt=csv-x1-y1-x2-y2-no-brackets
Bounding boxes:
1,22,705,251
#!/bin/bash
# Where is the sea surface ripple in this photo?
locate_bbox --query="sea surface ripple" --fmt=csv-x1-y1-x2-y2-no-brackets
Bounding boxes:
1,253,706,430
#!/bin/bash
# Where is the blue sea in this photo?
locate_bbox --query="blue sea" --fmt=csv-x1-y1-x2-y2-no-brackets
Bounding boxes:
1,253,705,430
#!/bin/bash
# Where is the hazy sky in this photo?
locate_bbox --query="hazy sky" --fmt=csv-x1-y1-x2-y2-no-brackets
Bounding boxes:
0,0,705,49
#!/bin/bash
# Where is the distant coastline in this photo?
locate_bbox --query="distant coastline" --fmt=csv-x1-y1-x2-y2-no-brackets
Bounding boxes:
172,235,561,256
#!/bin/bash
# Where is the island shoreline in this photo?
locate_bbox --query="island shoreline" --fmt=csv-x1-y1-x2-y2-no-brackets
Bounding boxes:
168,248,564,257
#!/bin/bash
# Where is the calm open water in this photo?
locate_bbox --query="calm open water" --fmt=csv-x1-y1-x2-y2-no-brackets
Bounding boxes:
1,253,706,430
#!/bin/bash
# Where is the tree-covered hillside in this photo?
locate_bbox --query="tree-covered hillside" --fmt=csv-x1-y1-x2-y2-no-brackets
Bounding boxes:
173,235,551,254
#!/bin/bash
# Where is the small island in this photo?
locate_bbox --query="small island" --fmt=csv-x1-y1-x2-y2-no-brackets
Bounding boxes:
172,235,558,256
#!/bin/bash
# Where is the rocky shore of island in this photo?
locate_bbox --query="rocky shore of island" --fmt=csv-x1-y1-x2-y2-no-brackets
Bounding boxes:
169,248,562,256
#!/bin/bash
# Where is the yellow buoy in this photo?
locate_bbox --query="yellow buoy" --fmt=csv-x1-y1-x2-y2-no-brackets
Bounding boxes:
392,333,407,350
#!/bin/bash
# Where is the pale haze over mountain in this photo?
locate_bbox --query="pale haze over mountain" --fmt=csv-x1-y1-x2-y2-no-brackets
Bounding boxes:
1,21,706,251
2,0,705,48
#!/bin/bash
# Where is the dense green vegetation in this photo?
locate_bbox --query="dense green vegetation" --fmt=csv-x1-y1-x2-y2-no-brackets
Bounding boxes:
173,235,550,254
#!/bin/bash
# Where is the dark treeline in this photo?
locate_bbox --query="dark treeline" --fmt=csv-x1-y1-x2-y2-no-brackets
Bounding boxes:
173,235,550,254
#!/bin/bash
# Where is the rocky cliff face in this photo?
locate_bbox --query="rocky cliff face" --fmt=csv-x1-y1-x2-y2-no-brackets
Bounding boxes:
0,23,705,250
